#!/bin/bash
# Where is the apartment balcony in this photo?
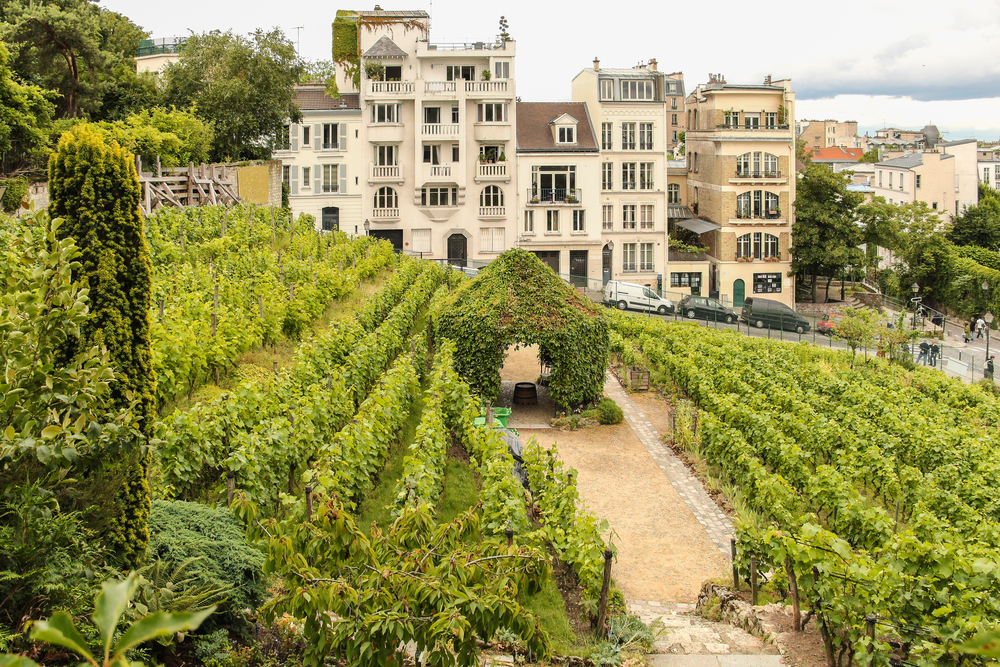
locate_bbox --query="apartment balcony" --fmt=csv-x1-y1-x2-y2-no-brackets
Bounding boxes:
478,206,506,219
424,81,457,95
427,164,452,178
526,189,583,205
668,249,709,262
474,122,511,142
371,207,400,220
369,163,403,184
475,161,509,182
422,123,461,137
368,81,414,98
730,210,787,225
367,123,404,143
465,80,509,98
729,169,787,185
691,123,792,140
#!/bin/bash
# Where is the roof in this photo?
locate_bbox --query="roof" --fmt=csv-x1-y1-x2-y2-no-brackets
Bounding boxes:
667,205,694,219
594,67,667,78
363,35,409,58
294,86,360,111
877,154,923,169
810,146,863,162
676,218,721,234
356,9,429,17
516,102,599,153
941,138,977,147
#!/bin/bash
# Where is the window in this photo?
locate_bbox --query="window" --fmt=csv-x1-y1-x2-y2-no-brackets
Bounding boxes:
278,124,291,150
932,202,938,210
494,60,510,79
421,187,458,206
753,273,782,294
600,79,614,100
602,122,613,150
383,65,401,81
523,210,535,233
668,183,680,203
602,204,613,230
724,111,739,129
302,166,311,187
423,144,441,164
640,204,654,229
558,126,575,143
622,243,637,271
573,210,585,233
671,113,678,127
737,232,779,259
671,272,702,288
640,243,654,271
424,107,441,124
737,190,779,218
303,126,311,145
622,162,636,190
763,233,779,258
452,106,459,124
744,113,760,130
446,65,476,81
282,165,290,185
878,170,883,187
374,186,398,209
452,145,460,162
639,163,654,189
322,123,339,149
531,165,577,201
889,172,893,188
621,122,636,150
371,103,400,123
546,210,559,233
602,162,613,190
764,112,777,128
374,145,397,165
478,103,506,122
639,123,653,150
672,130,678,142
321,164,339,193
668,82,678,94
480,185,503,207
737,152,780,177
671,97,678,110
480,227,505,253
899,174,905,191
412,229,432,253
622,204,636,229
621,79,654,100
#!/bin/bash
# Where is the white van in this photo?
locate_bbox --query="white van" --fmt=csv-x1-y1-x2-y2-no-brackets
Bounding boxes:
604,281,674,315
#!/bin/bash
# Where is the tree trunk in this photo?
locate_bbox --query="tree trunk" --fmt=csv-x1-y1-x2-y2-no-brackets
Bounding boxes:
811,268,818,303
825,275,834,302
840,271,846,301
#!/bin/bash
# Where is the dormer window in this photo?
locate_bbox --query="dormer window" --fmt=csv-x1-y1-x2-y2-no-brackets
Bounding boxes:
621,79,654,100
600,79,614,100
550,113,580,145
558,127,575,143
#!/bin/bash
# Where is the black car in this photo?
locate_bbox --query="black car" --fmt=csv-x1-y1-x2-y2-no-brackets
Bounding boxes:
678,295,739,324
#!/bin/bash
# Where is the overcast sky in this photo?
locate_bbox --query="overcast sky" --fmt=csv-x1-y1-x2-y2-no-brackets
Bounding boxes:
105,0,1000,141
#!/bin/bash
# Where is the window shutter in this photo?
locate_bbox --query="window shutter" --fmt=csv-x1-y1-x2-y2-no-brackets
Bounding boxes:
314,125,322,151
480,228,491,253
290,165,298,194
291,125,299,151
494,227,504,252
339,164,347,194
315,165,323,195
339,123,347,151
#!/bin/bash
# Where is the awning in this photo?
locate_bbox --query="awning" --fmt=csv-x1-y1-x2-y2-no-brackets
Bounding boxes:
675,218,721,235
667,205,694,219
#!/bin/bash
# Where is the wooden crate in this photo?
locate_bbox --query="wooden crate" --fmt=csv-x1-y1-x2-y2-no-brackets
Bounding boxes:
628,369,650,391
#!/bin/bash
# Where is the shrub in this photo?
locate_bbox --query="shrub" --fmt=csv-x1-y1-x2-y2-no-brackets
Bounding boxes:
0,177,28,213
147,500,266,632
596,398,624,425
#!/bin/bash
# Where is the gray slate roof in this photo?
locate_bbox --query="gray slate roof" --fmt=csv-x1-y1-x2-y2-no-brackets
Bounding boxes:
877,154,923,168
357,10,429,18
363,36,408,58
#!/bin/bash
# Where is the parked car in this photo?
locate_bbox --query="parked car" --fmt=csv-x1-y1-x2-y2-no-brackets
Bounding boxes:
604,281,674,315
677,295,738,323
817,313,842,335
741,297,811,334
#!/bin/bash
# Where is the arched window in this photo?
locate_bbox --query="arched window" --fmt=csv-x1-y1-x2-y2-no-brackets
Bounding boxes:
737,152,781,178
737,190,780,218
374,186,398,209
737,232,780,259
667,183,680,204
480,185,503,207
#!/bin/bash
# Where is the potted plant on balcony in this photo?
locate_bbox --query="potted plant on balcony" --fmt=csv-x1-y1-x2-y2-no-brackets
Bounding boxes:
498,152,506,162
482,70,491,80
566,193,579,203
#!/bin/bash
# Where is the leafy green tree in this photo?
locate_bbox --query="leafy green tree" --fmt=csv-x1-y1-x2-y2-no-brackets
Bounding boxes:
0,42,55,174
49,125,156,568
895,201,954,300
789,164,864,301
832,307,879,367
947,196,1000,248
856,197,903,271
163,29,303,161
76,107,213,168
858,147,880,163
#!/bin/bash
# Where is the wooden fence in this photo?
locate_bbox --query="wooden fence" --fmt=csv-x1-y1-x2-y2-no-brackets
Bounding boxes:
137,156,241,215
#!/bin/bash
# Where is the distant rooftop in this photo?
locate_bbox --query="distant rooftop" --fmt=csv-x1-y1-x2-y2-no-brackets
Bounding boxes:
294,85,360,111
356,9,429,18
516,102,598,153
878,154,923,169
137,37,185,58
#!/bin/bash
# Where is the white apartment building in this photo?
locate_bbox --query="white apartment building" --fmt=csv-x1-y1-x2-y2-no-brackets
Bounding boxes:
274,86,364,232
872,139,979,222
329,10,519,265
515,102,603,287
979,148,1000,191
572,60,683,288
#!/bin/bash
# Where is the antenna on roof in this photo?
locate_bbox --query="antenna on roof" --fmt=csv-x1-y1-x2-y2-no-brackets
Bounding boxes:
292,26,304,55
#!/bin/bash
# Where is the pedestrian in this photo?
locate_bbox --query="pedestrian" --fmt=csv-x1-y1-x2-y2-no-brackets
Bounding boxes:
977,316,986,339
917,341,930,365
930,342,940,367
964,323,971,343
986,355,995,380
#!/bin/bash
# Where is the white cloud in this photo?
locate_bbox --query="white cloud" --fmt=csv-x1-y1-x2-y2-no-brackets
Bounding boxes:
797,95,1000,140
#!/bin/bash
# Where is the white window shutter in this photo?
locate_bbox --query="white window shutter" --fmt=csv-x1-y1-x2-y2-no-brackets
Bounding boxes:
339,123,347,151
494,227,505,252
290,125,299,151
315,165,323,195
339,164,347,194
314,124,322,151
290,165,298,194
480,228,491,253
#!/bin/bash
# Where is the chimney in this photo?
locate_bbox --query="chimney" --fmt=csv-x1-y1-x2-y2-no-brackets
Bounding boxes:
593,57,600,71
649,58,657,71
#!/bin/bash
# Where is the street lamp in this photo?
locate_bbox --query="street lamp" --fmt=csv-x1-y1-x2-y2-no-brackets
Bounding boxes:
910,282,920,329
363,219,370,236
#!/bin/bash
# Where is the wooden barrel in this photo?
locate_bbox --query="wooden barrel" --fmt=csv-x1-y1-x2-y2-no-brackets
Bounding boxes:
513,382,538,405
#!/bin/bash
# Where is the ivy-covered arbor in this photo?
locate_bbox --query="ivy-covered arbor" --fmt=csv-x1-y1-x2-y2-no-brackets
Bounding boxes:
435,249,609,409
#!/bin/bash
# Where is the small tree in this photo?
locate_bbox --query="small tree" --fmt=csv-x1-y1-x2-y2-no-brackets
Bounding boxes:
832,307,879,367
49,125,156,569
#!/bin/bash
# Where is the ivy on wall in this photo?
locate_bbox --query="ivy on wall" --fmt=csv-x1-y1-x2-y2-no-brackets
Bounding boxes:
331,10,428,90
435,248,609,409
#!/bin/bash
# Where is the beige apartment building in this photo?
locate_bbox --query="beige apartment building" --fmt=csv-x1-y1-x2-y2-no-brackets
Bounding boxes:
871,139,979,222
800,119,860,149
683,76,796,308
571,60,683,288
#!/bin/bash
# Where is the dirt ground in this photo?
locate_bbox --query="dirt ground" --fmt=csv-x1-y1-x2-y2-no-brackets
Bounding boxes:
498,345,556,425
520,422,729,603
630,391,674,435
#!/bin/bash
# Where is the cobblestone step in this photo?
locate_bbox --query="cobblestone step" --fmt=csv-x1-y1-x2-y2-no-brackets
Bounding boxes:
629,601,780,657
649,655,785,667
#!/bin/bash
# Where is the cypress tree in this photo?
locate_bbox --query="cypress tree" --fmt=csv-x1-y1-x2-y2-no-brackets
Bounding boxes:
49,125,156,568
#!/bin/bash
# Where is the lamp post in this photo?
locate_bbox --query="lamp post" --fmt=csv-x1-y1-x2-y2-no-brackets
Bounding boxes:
363,219,370,236
986,312,994,364
910,282,920,329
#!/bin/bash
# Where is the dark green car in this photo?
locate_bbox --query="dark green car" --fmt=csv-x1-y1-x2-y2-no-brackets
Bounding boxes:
678,295,739,324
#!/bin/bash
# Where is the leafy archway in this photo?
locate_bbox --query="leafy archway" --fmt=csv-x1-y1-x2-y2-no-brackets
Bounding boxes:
435,249,609,409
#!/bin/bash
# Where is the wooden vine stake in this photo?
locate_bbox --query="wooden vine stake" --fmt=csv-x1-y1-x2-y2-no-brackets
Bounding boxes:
305,485,313,521
597,547,613,633
211,312,217,338
731,538,739,590
750,557,759,606
785,556,801,631
812,566,836,667
221,210,227,237
273,361,279,376
226,471,235,506
866,614,877,665
214,284,219,310
258,295,264,319
158,298,164,323
505,523,514,547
